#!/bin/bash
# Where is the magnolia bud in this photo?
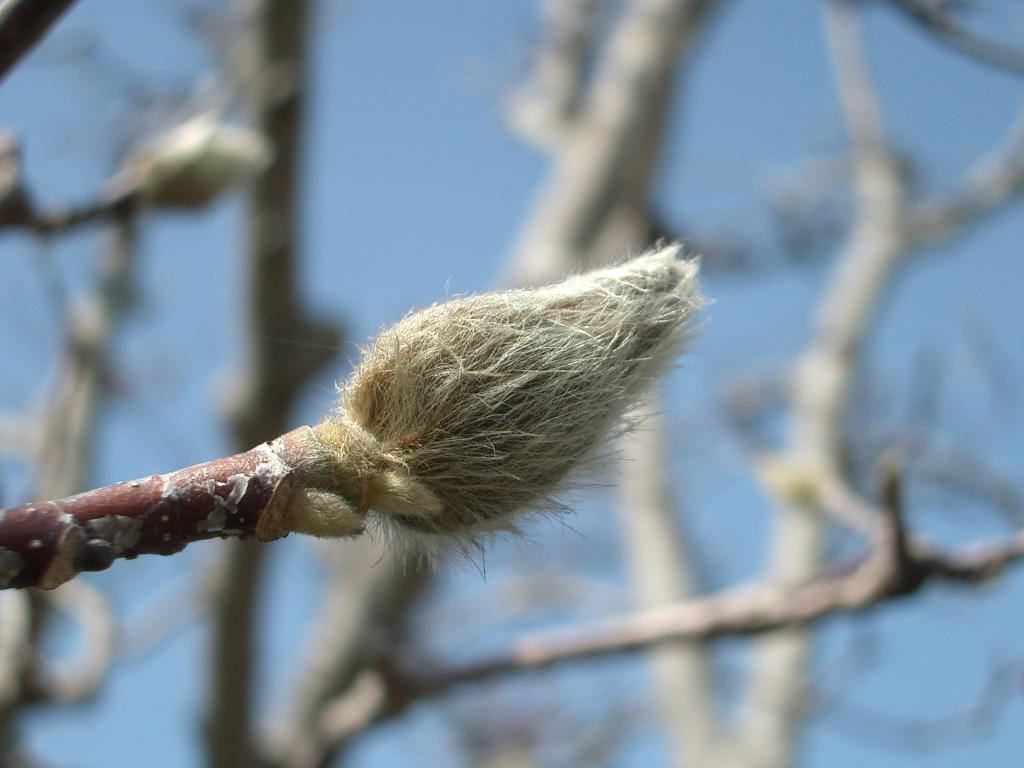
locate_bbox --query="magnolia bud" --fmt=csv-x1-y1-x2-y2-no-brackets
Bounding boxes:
286,245,703,549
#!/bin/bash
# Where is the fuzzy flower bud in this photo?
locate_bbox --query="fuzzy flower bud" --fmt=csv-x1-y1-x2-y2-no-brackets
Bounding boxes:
286,245,702,547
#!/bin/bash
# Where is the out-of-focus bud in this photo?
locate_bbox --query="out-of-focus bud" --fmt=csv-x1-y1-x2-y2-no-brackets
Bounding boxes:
123,112,271,209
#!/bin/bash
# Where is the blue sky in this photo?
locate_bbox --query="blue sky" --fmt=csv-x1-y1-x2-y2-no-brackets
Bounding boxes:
2,1,1024,766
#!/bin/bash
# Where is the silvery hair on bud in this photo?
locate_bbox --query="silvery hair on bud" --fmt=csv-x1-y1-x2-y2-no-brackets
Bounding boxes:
292,245,702,551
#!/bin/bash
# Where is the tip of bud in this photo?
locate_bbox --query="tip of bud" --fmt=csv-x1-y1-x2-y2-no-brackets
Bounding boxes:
289,245,703,552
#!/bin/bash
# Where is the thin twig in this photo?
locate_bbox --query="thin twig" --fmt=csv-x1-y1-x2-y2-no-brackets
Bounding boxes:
908,448,1024,527
284,671,389,768
268,538,427,767
0,188,139,236
888,0,1024,76
36,580,114,703
904,111,1024,245
821,655,1021,751
393,522,1024,698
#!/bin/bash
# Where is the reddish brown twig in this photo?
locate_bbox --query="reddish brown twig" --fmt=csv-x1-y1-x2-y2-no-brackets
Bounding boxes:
0,427,317,589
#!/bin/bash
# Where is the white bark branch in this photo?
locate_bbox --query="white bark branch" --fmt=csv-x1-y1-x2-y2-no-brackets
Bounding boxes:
619,402,735,767
505,0,718,285
739,2,906,764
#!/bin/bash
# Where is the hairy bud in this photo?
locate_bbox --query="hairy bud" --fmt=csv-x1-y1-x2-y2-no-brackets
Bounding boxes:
122,112,271,209
286,245,702,548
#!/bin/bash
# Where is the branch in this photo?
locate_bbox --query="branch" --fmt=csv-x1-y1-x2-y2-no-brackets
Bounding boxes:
268,539,428,768
821,654,1020,751
0,593,29,709
505,0,719,284
0,427,319,589
0,188,138,236
888,0,1024,76
903,110,1024,245
618,401,728,765
739,2,908,763
0,0,78,83
908,448,1024,527
0,113,274,238
32,213,138,498
286,465,1024,746
396,522,1024,698
505,0,605,150
282,670,389,768
32,580,113,704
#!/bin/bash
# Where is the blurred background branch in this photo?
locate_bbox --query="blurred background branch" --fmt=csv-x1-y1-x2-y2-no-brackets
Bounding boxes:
887,0,1024,74
203,1,340,766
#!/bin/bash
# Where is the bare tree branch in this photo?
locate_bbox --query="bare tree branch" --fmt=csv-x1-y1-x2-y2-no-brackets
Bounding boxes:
0,0,78,83
620,401,734,767
0,114,271,239
283,670,389,768
733,80,1024,755
4,5,1022,766
505,0,605,150
821,655,1021,751
887,0,1024,76
34,580,113,704
268,538,427,768
0,188,138,236
739,2,908,763
904,111,1024,245
908,447,1024,527
505,0,720,285
32,213,137,498
393,510,1024,698
0,593,30,709
204,541,264,768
